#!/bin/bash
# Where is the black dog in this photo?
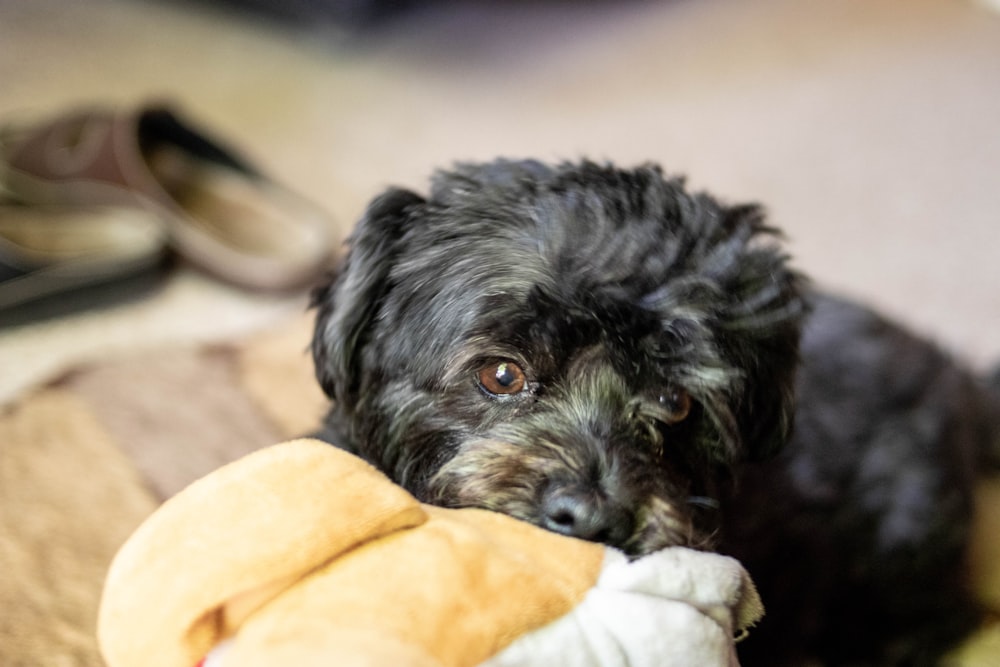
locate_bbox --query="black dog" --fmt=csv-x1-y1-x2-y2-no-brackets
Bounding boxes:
311,159,1000,666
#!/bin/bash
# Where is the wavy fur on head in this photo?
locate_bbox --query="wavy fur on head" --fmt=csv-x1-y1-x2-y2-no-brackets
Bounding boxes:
312,158,1000,665
312,159,804,555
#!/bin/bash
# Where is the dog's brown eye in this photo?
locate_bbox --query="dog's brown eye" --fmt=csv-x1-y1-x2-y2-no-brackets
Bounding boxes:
477,361,527,396
658,389,691,424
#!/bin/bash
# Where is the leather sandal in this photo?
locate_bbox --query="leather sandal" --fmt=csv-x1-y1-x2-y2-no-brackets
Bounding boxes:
0,104,336,291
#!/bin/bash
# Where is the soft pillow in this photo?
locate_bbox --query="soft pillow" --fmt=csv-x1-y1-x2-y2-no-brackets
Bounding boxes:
98,439,763,667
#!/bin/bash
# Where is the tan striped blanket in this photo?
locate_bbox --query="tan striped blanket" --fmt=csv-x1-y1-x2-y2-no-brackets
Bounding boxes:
0,313,325,666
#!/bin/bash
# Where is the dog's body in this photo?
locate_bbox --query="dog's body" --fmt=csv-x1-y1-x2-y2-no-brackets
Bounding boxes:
722,293,1000,665
311,160,1000,666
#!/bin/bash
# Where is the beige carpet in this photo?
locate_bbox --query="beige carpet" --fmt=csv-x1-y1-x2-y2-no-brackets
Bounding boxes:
2,0,1000,391
2,0,1000,664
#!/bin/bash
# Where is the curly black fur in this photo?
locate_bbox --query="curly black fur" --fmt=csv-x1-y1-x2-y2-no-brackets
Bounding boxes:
723,294,1000,666
311,159,1000,666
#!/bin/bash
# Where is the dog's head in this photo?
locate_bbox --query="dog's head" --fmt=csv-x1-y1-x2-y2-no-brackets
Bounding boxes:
312,160,805,555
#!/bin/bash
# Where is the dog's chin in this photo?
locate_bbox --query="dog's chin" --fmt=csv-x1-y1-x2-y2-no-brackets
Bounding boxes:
423,437,702,558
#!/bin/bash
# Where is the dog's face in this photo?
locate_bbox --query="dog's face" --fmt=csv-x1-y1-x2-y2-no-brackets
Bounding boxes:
312,160,804,556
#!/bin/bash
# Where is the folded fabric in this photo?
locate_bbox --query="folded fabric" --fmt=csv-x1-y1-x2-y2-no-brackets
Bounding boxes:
0,104,335,290
98,439,763,667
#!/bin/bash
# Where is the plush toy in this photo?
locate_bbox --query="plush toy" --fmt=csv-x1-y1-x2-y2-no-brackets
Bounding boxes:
98,439,764,667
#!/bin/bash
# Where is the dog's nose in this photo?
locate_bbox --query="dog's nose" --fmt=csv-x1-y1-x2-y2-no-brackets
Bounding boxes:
541,487,634,546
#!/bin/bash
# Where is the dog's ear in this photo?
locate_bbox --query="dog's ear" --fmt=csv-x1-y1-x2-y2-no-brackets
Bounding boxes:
716,205,807,463
311,187,425,408
733,325,802,462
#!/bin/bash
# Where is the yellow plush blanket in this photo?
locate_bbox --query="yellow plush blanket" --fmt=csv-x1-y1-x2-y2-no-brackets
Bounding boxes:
98,439,765,667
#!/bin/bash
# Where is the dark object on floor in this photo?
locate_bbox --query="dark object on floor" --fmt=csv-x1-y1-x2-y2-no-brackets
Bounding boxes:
0,103,335,292
210,0,414,27
0,206,168,325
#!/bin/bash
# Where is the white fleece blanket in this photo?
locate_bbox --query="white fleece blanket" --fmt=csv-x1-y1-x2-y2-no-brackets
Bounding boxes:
484,548,759,667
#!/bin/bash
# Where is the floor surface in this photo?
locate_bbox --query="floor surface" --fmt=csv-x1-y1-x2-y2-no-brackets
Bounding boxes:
1,0,999,390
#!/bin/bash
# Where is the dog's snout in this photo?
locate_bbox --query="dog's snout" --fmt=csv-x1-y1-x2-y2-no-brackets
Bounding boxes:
541,487,634,546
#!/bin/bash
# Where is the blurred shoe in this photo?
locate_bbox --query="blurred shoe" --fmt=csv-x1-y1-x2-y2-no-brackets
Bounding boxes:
0,205,168,321
0,104,335,291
